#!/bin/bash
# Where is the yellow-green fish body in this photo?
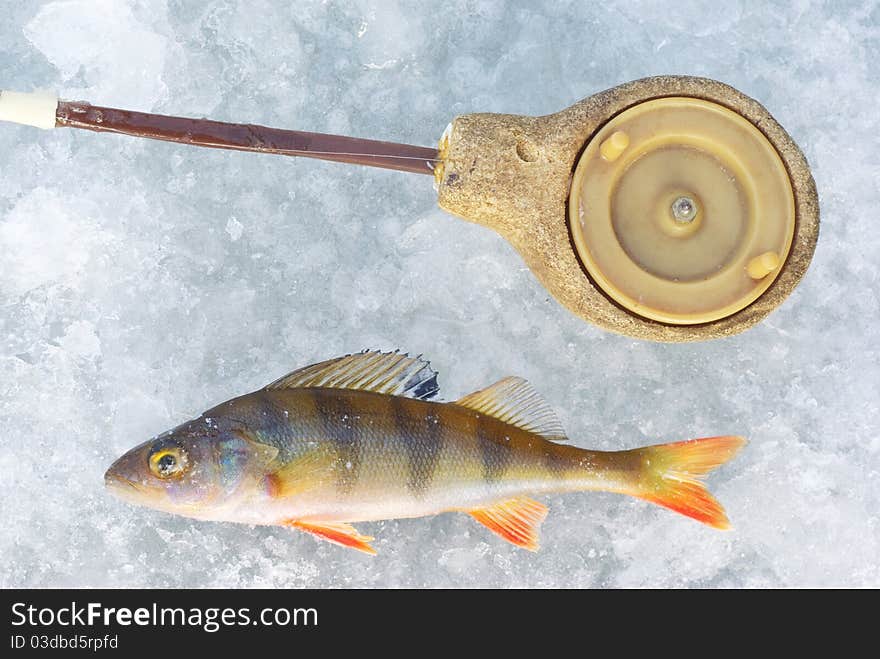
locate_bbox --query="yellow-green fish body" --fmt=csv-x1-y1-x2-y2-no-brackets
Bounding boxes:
106,351,745,553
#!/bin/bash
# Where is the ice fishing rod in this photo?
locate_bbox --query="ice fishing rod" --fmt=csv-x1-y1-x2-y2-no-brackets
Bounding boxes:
0,90,439,174
0,76,819,343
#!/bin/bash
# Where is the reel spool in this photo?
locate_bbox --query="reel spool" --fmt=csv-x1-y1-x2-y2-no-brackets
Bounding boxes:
0,76,819,342
435,76,818,341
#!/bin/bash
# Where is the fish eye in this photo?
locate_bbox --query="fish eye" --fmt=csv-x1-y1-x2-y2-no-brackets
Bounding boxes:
149,446,188,479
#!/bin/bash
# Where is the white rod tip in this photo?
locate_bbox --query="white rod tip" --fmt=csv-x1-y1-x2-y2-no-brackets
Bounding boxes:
0,90,58,130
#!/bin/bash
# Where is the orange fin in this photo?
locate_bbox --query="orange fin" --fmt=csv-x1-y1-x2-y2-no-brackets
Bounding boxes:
632,435,746,529
468,496,548,552
286,520,377,555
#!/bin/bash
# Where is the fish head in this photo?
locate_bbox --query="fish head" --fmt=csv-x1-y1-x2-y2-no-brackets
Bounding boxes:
104,418,279,517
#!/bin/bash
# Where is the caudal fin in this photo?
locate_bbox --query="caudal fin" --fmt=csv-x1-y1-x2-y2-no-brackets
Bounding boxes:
631,436,746,529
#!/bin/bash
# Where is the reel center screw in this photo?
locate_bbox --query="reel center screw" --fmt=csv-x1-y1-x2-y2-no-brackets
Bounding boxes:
671,195,698,223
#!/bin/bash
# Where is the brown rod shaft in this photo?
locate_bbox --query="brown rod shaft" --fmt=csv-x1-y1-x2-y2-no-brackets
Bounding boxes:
55,101,439,175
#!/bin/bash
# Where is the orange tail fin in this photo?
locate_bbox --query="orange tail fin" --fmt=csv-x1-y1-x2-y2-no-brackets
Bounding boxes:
631,435,746,529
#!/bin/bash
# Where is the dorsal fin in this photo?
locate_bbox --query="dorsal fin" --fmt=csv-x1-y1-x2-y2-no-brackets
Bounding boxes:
454,376,568,441
265,350,439,400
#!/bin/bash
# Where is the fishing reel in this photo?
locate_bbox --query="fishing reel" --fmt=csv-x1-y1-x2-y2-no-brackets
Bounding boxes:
0,76,819,342
435,76,818,341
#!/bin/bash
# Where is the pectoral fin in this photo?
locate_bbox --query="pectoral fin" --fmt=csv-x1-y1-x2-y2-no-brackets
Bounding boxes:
468,497,548,552
265,448,335,499
286,520,377,555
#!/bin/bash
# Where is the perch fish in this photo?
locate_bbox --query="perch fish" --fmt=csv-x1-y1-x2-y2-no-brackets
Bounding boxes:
105,351,745,554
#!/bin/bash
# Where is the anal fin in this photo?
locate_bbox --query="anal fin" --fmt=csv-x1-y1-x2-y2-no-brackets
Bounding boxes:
286,520,377,555
468,496,548,552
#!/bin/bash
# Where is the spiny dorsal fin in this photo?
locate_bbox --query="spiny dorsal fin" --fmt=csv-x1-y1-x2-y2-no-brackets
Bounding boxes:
469,497,548,551
265,350,439,400
455,376,568,441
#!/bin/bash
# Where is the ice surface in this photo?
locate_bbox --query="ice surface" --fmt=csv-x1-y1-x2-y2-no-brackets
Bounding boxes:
1,0,879,587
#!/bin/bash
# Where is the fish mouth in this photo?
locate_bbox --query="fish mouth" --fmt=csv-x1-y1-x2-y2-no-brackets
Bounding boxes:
104,470,142,494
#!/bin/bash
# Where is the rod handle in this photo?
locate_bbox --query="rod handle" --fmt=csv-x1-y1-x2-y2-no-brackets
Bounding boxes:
0,90,58,129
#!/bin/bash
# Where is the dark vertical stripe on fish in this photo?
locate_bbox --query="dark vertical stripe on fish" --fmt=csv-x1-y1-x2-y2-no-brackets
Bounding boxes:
312,390,360,494
477,415,511,482
251,391,297,457
391,396,443,497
